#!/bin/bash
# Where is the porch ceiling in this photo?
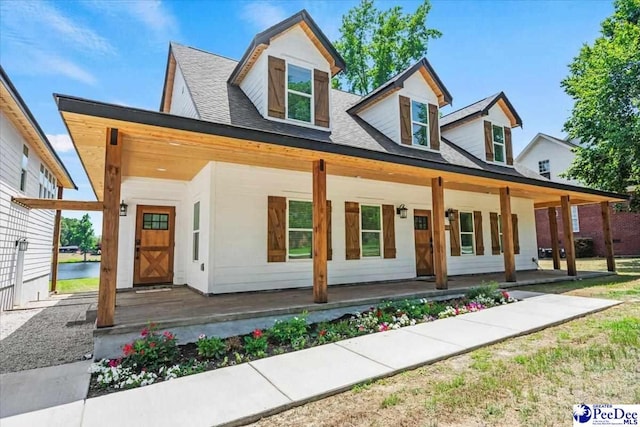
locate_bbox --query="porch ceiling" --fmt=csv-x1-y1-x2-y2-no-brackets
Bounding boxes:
58,99,625,208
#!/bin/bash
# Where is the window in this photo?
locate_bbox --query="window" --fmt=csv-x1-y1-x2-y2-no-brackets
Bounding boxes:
411,100,429,147
459,212,474,255
192,202,200,261
287,64,312,123
20,145,28,191
538,159,550,179
571,205,580,232
361,205,381,257
492,125,505,163
143,213,169,230
288,200,312,260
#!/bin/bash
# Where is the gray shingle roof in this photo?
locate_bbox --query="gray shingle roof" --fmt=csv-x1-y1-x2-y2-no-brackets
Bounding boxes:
440,91,523,129
171,43,542,182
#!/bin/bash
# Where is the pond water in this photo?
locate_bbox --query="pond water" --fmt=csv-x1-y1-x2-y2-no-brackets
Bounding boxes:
56,262,101,280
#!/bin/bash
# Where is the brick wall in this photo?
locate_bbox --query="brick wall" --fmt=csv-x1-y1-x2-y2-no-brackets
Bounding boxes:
535,203,640,256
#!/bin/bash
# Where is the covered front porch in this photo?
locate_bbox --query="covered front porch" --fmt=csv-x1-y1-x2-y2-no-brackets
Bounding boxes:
103,268,612,335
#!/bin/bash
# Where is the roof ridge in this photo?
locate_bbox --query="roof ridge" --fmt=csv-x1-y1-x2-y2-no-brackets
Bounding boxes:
441,92,500,118
171,41,240,64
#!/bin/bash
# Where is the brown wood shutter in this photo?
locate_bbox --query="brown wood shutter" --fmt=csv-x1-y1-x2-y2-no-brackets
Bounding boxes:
473,211,484,256
267,196,286,262
484,120,494,162
511,213,520,254
267,56,285,119
505,127,514,165
399,96,412,145
428,104,440,150
314,69,330,128
490,212,500,255
382,205,396,259
326,200,332,260
345,202,360,260
449,209,461,256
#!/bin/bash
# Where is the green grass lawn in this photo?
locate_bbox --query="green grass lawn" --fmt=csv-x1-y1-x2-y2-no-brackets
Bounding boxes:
53,277,99,294
254,258,640,427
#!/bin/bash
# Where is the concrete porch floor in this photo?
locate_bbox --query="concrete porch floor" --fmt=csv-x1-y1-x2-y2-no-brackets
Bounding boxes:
102,269,613,335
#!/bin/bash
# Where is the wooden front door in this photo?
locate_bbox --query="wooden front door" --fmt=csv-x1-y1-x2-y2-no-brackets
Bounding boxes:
134,205,175,285
414,209,434,276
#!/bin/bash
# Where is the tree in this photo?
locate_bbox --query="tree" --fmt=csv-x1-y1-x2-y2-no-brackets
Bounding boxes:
561,0,640,204
60,215,96,260
334,0,441,95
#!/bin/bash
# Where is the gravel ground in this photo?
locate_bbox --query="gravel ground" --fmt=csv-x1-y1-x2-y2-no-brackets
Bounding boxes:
0,293,96,374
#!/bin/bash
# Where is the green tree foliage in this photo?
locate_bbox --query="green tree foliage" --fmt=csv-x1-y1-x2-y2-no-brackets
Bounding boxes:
61,214,96,260
334,0,441,94
561,0,640,205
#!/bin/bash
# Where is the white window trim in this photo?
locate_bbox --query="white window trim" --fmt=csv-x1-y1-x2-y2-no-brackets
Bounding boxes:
491,124,506,165
286,198,313,262
285,62,314,125
538,159,550,174
401,96,439,153
410,99,429,148
192,201,200,262
571,205,580,233
19,145,28,193
459,211,475,256
360,204,383,259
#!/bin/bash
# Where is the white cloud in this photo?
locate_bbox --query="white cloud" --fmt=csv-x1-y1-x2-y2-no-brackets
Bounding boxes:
47,134,75,153
88,0,179,40
39,55,97,85
240,1,288,29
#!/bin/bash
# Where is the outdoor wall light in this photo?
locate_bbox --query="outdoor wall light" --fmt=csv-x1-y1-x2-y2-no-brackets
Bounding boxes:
396,204,408,219
15,238,29,251
445,208,456,222
119,200,128,217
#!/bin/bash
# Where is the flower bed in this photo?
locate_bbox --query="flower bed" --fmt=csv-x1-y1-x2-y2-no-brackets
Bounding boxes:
89,284,516,397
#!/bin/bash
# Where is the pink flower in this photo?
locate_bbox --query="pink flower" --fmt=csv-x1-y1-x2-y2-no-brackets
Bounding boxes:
149,342,156,348
319,329,327,337
502,291,510,299
198,334,206,340
163,331,174,340
123,343,134,356
252,329,263,339
140,328,149,337
378,323,389,332
108,359,119,368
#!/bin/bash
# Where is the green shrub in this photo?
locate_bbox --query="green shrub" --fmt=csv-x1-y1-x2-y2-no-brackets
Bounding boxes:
269,313,309,346
244,329,268,358
196,336,226,359
466,283,500,301
121,323,178,372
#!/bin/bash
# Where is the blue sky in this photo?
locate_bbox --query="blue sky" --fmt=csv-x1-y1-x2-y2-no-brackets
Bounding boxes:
0,0,612,232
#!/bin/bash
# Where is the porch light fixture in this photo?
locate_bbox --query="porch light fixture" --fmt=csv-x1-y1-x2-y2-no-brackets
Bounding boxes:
119,200,128,217
445,208,455,222
396,204,408,219
15,238,29,252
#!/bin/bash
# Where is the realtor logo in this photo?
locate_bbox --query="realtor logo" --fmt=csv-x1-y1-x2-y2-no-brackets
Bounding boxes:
573,404,639,426
574,404,593,424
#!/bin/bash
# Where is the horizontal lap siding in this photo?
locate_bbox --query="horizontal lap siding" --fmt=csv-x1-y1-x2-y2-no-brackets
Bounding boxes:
209,162,538,294
240,53,266,116
0,113,55,306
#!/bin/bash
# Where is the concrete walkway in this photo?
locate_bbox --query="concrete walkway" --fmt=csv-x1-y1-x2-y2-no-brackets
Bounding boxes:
1,292,619,427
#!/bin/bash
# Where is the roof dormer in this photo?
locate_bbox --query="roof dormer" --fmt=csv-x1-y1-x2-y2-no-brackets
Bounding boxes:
441,92,522,166
348,58,452,151
227,10,345,130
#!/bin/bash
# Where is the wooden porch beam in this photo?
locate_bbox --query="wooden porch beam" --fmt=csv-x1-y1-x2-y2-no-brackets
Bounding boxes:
431,177,447,289
312,159,328,303
50,186,64,293
534,198,591,209
97,128,122,328
547,207,561,270
500,187,516,282
601,201,616,272
560,195,577,276
11,198,103,211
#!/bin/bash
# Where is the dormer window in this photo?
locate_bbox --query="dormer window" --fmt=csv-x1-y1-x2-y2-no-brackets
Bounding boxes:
411,100,429,147
287,64,312,123
492,124,506,163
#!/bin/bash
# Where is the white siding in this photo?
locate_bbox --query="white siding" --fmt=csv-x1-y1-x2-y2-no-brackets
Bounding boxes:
209,162,538,293
240,53,267,116
0,112,54,306
238,25,332,130
442,104,513,163
169,64,199,118
517,137,579,185
358,71,439,147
